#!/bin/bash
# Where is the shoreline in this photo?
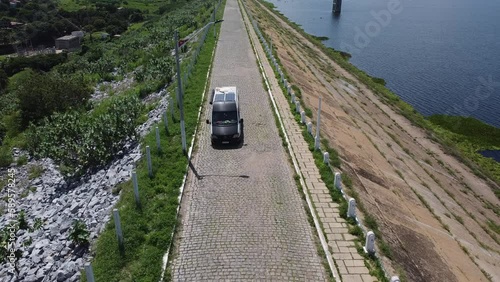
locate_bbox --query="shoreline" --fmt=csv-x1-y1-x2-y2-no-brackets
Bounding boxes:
250,0,500,280
259,0,500,186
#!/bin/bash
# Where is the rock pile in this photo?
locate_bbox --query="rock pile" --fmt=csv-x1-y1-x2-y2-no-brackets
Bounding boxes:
0,90,170,282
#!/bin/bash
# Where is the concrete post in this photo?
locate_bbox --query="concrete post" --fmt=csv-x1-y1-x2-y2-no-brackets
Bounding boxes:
295,101,301,113
315,97,322,150
213,3,216,39
364,231,375,254
323,152,329,164
333,0,342,14
113,209,124,251
300,111,306,124
146,145,152,178
291,93,295,104
169,96,175,121
155,126,161,152
284,79,288,88
287,85,291,95
174,30,187,155
84,263,95,282
163,112,169,134
307,122,313,134
390,277,401,282
334,172,342,190
347,198,356,218
132,171,140,207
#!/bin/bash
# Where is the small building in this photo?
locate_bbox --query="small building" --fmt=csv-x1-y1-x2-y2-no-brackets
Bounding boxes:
9,1,20,8
55,35,80,51
71,31,84,41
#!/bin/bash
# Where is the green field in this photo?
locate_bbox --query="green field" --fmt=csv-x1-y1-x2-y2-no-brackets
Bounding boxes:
428,115,500,147
58,0,167,12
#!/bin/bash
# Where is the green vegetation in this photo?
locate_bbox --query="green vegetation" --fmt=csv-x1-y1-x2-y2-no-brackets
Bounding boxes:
27,95,141,176
0,0,218,173
258,0,500,198
28,165,45,179
428,115,500,147
428,115,500,190
68,220,90,246
0,0,144,49
1,53,68,77
15,70,92,127
84,0,224,280
249,3,396,279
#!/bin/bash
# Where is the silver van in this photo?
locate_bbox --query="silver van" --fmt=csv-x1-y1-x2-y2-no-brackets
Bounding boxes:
206,86,243,145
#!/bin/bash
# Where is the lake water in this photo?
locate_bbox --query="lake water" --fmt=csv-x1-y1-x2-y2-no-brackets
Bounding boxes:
265,0,500,128
479,150,500,163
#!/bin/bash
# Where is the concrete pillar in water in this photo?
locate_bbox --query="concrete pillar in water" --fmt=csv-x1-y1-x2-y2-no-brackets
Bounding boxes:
333,0,342,14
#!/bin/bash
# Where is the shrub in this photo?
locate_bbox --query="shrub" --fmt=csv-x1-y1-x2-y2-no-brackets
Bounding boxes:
27,95,142,175
15,70,92,127
0,146,12,167
2,53,68,77
68,220,90,246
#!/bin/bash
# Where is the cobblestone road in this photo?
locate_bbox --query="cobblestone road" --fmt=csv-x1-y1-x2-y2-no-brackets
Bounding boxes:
169,0,327,280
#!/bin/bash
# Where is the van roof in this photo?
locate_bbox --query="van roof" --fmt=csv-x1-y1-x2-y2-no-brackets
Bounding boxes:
213,86,238,104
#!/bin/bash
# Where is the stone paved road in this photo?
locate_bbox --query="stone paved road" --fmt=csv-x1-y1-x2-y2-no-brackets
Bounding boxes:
169,0,327,280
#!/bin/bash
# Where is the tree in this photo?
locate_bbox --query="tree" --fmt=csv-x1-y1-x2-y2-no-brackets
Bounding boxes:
15,70,91,127
0,69,7,91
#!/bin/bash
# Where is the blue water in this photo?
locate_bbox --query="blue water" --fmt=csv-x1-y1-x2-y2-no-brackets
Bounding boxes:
479,150,500,163
266,0,500,128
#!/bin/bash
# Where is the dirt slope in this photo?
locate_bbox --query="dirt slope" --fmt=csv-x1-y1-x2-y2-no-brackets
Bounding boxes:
246,1,500,281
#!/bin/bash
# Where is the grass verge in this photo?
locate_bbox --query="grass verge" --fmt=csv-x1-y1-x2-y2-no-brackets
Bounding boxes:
82,4,224,281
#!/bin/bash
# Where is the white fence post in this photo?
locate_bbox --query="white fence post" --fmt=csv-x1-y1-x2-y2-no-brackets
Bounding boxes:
315,97,321,150
113,209,124,251
364,231,375,254
84,263,95,282
347,198,356,218
323,152,329,164
307,122,312,134
163,112,169,134
334,172,342,190
155,126,161,152
146,145,153,178
390,276,401,282
169,96,175,120
300,111,306,124
132,171,140,207
295,101,301,113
